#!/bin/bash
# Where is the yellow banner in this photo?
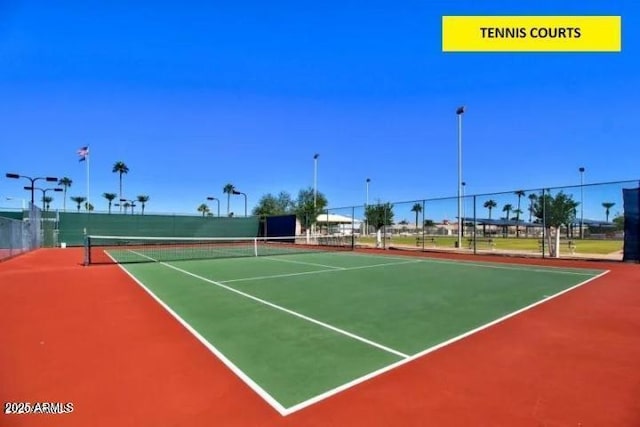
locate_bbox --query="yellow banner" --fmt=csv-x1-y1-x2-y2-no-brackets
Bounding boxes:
442,16,621,52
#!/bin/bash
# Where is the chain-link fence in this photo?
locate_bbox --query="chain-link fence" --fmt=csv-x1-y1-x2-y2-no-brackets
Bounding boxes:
323,179,638,261
0,204,42,260
2,180,636,260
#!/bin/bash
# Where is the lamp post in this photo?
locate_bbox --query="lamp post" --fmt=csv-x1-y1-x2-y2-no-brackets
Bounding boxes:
366,178,370,206
24,187,63,211
579,167,585,239
231,190,247,217
119,198,136,215
206,197,220,217
6,173,58,206
461,181,466,237
365,178,370,235
456,106,465,248
313,153,319,210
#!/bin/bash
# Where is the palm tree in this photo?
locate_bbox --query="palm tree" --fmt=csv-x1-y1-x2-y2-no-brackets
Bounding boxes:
122,201,131,214
410,203,422,230
223,183,235,216
103,193,117,214
502,203,513,221
136,195,150,215
84,202,94,211
484,200,497,219
70,196,86,212
197,203,210,217
112,161,129,212
58,177,72,211
42,196,53,211
502,204,513,238
514,190,525,237
483,200,497,237
528,193,538,222
602,202,615,222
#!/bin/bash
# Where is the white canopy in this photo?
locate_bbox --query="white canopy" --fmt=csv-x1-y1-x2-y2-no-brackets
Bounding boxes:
316,213,362,224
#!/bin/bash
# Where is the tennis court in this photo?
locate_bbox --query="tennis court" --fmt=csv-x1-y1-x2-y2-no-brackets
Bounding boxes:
95,237,606,415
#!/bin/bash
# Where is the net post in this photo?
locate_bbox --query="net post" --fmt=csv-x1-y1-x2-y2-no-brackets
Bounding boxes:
253,238,258,256
83,235,90,266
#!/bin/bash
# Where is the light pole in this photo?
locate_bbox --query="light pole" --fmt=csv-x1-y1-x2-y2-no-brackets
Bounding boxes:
579,167,585,239
6,173,58,206
313,153,319,210
365,178,371,235
461,181,466,237
456,106,465,248
25,187,63,211
232,190,247,217
366,178,370,206
206,197,220,217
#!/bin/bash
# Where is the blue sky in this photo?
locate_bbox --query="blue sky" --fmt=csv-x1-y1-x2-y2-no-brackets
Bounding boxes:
1,1,638,220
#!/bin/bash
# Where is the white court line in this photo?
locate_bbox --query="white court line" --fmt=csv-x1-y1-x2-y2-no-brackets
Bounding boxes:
220,259,422,284
106,251,289,415
282,269,611,415
115,248,608,416
263,256,345,270
129,250,410,360
333,251,600,276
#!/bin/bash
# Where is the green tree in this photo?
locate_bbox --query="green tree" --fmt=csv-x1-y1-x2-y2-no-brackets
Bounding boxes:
483,199,497,219
252,191,295,216
602,202,615,222
514,190,525,237
365,202,394,231
42,196,53,211
501,204,514,238
122,201,131,214
70,196,86,212
103,192,117,214
295,187,328,231
502,203,513,220
197,203,210,217
84,202,94,212
223,183,235,216
612,214,624,231
533,191,578,257
410,203,422,229
528,193,538,222
112,161,129,211
137,195,150,215
58,177,72,211
423,219,435,227
366,202,394,247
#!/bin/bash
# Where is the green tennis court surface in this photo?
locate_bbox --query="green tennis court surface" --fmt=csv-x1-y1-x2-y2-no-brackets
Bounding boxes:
114,250,605,413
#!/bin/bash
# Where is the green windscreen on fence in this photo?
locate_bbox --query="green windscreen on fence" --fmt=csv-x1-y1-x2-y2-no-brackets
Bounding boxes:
0,211,24,221
58,212,260,246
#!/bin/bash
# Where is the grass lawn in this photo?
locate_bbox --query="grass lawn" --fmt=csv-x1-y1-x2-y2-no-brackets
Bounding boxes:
357,235,622,255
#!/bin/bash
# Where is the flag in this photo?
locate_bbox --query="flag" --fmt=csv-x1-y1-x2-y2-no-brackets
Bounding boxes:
77,146,89,162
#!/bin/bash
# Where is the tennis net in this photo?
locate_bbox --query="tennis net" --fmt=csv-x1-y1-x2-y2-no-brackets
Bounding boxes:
84,234,355,265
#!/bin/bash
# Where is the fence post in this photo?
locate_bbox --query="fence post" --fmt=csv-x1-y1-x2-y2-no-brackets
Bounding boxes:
422,200,426,251
473,195,477,255
541,188,546,259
